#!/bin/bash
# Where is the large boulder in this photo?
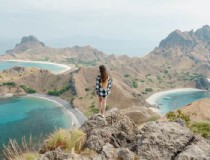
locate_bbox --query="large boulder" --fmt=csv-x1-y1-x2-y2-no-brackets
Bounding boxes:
134,121,210,160
80,111,138,153
39,111,210,160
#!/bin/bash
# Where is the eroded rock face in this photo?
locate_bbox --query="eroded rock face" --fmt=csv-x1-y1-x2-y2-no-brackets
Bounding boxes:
80,111,138,152
134,121,210,160
39,111,210,160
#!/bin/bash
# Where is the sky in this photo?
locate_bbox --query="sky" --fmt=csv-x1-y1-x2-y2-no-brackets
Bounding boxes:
0,0,210,56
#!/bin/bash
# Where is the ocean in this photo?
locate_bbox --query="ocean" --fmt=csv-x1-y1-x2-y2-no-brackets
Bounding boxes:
0,97,71,158
156,91,210,114
0,61,67,74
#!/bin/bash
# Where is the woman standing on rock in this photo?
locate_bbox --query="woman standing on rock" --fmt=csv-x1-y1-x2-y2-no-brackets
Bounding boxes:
96,65,112,117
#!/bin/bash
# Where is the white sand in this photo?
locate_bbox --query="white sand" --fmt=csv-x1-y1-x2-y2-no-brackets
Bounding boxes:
146,88,203,113
0,59,71,74
26,94,87,128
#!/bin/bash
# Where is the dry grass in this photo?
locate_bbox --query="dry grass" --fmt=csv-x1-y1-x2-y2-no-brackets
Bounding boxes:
3,136,40,160
14,152,39,160
44,128,86,153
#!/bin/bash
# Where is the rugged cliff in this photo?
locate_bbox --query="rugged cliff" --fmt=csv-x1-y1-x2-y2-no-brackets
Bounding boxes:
38,110,210,160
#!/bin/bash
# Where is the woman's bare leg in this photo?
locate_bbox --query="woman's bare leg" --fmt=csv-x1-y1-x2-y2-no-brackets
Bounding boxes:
101,97,107,116
98,96,102,114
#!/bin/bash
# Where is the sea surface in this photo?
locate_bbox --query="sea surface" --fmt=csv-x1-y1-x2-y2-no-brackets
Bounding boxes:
156,91,210,114
0,61,66,74
0,97,71,158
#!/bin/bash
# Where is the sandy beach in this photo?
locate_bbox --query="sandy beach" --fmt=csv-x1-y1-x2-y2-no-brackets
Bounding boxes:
0,59,71,74
26,94,87,128
146,88,203,113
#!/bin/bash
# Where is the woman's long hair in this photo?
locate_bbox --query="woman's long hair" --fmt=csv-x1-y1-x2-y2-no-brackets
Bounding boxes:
99,65,108,88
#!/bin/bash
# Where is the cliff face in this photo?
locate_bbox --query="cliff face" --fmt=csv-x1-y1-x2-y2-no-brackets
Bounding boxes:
195,77,210,90
39,111,210,160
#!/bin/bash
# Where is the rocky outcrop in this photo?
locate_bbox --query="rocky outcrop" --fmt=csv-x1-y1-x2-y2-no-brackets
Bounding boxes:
6,35,45,54
195,77,210,90
80,111,138,152
159,30,198,49
40,111,210,160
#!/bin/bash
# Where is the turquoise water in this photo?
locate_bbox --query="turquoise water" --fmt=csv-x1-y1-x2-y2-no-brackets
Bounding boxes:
156,91,210,114
0,97,71,158
0,61,66,74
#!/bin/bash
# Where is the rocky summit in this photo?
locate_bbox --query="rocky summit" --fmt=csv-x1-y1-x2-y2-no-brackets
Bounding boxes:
6,35,45,54
39,110,210,160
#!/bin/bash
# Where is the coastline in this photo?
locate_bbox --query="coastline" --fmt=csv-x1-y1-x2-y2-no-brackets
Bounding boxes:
26,94,87,128
0,59,71,74
146,88,203,114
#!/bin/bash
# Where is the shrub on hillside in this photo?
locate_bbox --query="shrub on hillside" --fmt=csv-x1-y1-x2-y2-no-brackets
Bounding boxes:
3,82,16,87
48,85,70,96
145,88,153,92
132,81,138,88
191,122,210,138
166,110,191,127
20,85,36,93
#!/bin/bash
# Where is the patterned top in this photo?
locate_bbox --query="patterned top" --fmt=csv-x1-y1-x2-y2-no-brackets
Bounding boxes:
96,75,112,97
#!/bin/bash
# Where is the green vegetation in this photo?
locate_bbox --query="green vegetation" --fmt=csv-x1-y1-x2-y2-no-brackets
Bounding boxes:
190,122,210,138
90,104,110,114
123,74,129,78
132,80,138,88
164,70,168,74
3,82,16,87
145,88,153,92
90,104,99,113
67,58,97,66
166,110,191,127
20,85,36,93
181,72,206,81
44,128,86,153
48,85,70,96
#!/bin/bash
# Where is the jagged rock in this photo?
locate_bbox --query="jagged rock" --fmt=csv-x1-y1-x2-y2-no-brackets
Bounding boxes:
39,111,210,160
174,118,186,127
195,77,210,90
159,30,197,49
80,111,138,153
195,25,210,43
135,121,210,160
39,149,69,160
40,150,102,160
101,143,118,160
117,148,136,160
175,138,210,160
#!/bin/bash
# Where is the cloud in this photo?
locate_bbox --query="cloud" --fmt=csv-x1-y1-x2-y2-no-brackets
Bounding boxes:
0,0,210,55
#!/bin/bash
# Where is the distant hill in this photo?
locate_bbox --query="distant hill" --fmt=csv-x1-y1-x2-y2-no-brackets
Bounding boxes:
145,25,210,75
6,35,45,54
1,26,210,121
0,35,107,65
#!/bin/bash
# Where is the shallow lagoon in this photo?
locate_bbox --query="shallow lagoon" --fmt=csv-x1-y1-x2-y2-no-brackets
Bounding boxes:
0,61,67,74
156,91,210,114
0,97,71,157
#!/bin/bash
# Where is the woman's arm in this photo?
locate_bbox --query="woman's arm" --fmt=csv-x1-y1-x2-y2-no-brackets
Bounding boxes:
107,77,112,94
96,75,100,94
